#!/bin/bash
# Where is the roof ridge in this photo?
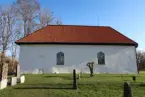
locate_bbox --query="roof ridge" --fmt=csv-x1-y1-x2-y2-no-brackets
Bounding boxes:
48,24,110,27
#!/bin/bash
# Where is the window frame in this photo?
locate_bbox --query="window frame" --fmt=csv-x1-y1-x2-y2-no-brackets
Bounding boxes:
56,51,64,65
97,52,105,65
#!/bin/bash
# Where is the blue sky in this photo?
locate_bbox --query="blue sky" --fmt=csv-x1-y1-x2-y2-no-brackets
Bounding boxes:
1,0,145,50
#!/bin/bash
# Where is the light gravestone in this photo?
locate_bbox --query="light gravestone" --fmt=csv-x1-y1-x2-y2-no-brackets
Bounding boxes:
20,75,25,83
15,65,25,84
10,64,20,86
16,64,25,84
10,77,17,86
0,63,8,90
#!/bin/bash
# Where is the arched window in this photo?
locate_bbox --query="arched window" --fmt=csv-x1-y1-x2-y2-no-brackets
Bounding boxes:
57,52,64,65
97,52,105,64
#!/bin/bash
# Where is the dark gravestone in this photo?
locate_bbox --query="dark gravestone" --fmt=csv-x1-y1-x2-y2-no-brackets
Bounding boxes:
123,82,132,97
132,76,136,82
73,69,77,89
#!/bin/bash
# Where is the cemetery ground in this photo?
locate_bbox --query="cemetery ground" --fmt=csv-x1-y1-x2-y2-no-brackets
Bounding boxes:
0,72,145,97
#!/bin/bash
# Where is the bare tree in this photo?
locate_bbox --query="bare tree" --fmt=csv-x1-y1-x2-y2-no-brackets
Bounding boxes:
0,0,62,66
37,10,62,30
0,5,22,77
0,6,15,63
13,0,62,36
14,0,40,36
10,16,22,69
55,18,63,25
137,50,145,71
38,9,54,28
0,4,22,61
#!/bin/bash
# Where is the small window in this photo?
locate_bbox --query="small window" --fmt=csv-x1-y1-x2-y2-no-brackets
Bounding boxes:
97,52,105,64
57,52,64,65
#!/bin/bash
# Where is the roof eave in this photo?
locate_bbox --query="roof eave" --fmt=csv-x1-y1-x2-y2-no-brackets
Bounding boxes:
15,42,138,48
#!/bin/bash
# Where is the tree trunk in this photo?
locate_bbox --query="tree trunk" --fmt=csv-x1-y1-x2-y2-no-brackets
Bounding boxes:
0,50,6,80
24,19,27,37
1,50,5,64
89,64,94,77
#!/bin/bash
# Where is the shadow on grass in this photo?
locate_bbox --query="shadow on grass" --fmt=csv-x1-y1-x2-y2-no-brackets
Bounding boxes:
7,82,11,86
14,87,73,90
79,74,133,78
45,75,73,80
14,83,73,90
139,83,145,87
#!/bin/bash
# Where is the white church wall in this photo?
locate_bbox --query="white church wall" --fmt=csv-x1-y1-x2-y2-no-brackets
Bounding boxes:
19,44,137,74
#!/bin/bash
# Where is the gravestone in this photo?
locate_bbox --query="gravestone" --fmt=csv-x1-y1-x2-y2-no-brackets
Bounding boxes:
10,64,20,86
11,77,17,86
73,69,77,89
132,76,136,82
16,64,20,77
0,63,8,89
20,75,25,83
123,82,132,97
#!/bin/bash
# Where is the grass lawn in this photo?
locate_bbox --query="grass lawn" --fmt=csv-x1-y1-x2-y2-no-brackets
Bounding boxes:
0,73,145,97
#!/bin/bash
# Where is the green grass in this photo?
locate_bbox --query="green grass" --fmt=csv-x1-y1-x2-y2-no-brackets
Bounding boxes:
0,73,145,97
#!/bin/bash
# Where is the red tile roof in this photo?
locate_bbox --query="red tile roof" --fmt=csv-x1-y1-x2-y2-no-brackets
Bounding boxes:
15,25,138,47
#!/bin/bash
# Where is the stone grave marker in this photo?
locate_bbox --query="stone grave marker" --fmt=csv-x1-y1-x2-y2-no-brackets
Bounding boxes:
123,82,132,97
0,63,8,89
11,77,17,86
73,69,77,89
16,64,20,78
